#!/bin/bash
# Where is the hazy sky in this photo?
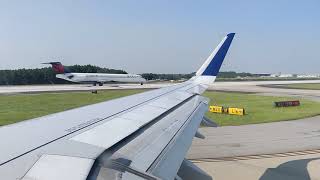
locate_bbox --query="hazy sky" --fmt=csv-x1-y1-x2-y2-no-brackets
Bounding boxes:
0,0,319,74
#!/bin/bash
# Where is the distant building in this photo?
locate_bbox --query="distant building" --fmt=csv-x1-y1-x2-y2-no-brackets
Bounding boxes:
297,74,320,78
278,74,294,78
269,73,319,79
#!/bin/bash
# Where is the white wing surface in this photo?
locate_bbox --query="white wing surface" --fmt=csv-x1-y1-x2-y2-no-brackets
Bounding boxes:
0,33,235,180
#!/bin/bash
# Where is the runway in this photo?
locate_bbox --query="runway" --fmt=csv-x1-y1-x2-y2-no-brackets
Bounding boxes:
209,80,320,98
0,83,173,94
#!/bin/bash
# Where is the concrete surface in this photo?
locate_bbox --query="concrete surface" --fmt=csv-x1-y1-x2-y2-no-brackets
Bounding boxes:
188,116,320,159
0,83,173,94
209,80,320,97
189,117,320,179
193,152,320,180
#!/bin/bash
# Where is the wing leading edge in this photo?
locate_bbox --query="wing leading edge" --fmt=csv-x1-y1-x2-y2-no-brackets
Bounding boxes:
0,33,235,180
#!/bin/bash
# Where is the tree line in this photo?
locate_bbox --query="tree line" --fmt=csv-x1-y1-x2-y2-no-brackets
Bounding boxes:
141,71,253,81
141,73,195,81
0,65,127,85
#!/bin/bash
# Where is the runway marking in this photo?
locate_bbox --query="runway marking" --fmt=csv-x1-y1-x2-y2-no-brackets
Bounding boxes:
190,149,320,163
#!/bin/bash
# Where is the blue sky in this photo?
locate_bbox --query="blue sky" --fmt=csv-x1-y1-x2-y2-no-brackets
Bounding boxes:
0,0,319,74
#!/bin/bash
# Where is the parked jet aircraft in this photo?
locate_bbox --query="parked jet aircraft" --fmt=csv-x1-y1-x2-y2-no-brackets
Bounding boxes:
0,33,235,180
43,62,146,86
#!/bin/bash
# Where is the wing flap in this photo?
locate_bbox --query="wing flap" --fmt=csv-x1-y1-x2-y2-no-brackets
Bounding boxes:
71,91,193,149
71,117,140,149
147,97,209,180
22,155,94,180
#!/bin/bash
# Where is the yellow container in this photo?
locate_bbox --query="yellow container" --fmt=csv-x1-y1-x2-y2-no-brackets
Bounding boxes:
228,107,245,116
209,105,224,113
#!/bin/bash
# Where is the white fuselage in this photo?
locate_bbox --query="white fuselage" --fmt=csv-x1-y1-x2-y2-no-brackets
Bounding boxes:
56,73,146,84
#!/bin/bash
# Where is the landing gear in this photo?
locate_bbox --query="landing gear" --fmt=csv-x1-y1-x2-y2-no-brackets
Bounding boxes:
93,82,103,86
140,82,144,85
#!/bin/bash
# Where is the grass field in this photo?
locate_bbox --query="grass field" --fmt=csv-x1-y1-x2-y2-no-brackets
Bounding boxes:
277,83,320,90
0,90,145,126
204,91,320,126
1,90,320,127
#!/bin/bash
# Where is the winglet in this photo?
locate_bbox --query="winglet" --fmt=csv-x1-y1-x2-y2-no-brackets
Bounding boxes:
193,33,235,85
196,33,235,76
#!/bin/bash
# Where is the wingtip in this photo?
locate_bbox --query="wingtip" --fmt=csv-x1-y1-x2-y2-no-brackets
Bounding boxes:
227,33,236,37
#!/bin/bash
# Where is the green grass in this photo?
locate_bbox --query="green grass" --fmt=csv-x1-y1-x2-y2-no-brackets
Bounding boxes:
1,90,320,127
0,90,145,126
203,91,320,126
278,83,320,90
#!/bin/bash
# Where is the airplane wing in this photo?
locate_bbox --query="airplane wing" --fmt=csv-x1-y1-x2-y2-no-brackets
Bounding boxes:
0,33,235,180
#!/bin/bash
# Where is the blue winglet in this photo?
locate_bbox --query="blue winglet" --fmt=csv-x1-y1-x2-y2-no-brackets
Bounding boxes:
200,33,235,76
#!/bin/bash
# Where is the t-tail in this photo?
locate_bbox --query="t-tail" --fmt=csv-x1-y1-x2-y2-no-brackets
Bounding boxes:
194,33,235,84
42,62,70,74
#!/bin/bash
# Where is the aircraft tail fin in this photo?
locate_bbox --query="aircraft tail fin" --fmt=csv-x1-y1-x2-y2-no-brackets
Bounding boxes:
42,62,70,74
